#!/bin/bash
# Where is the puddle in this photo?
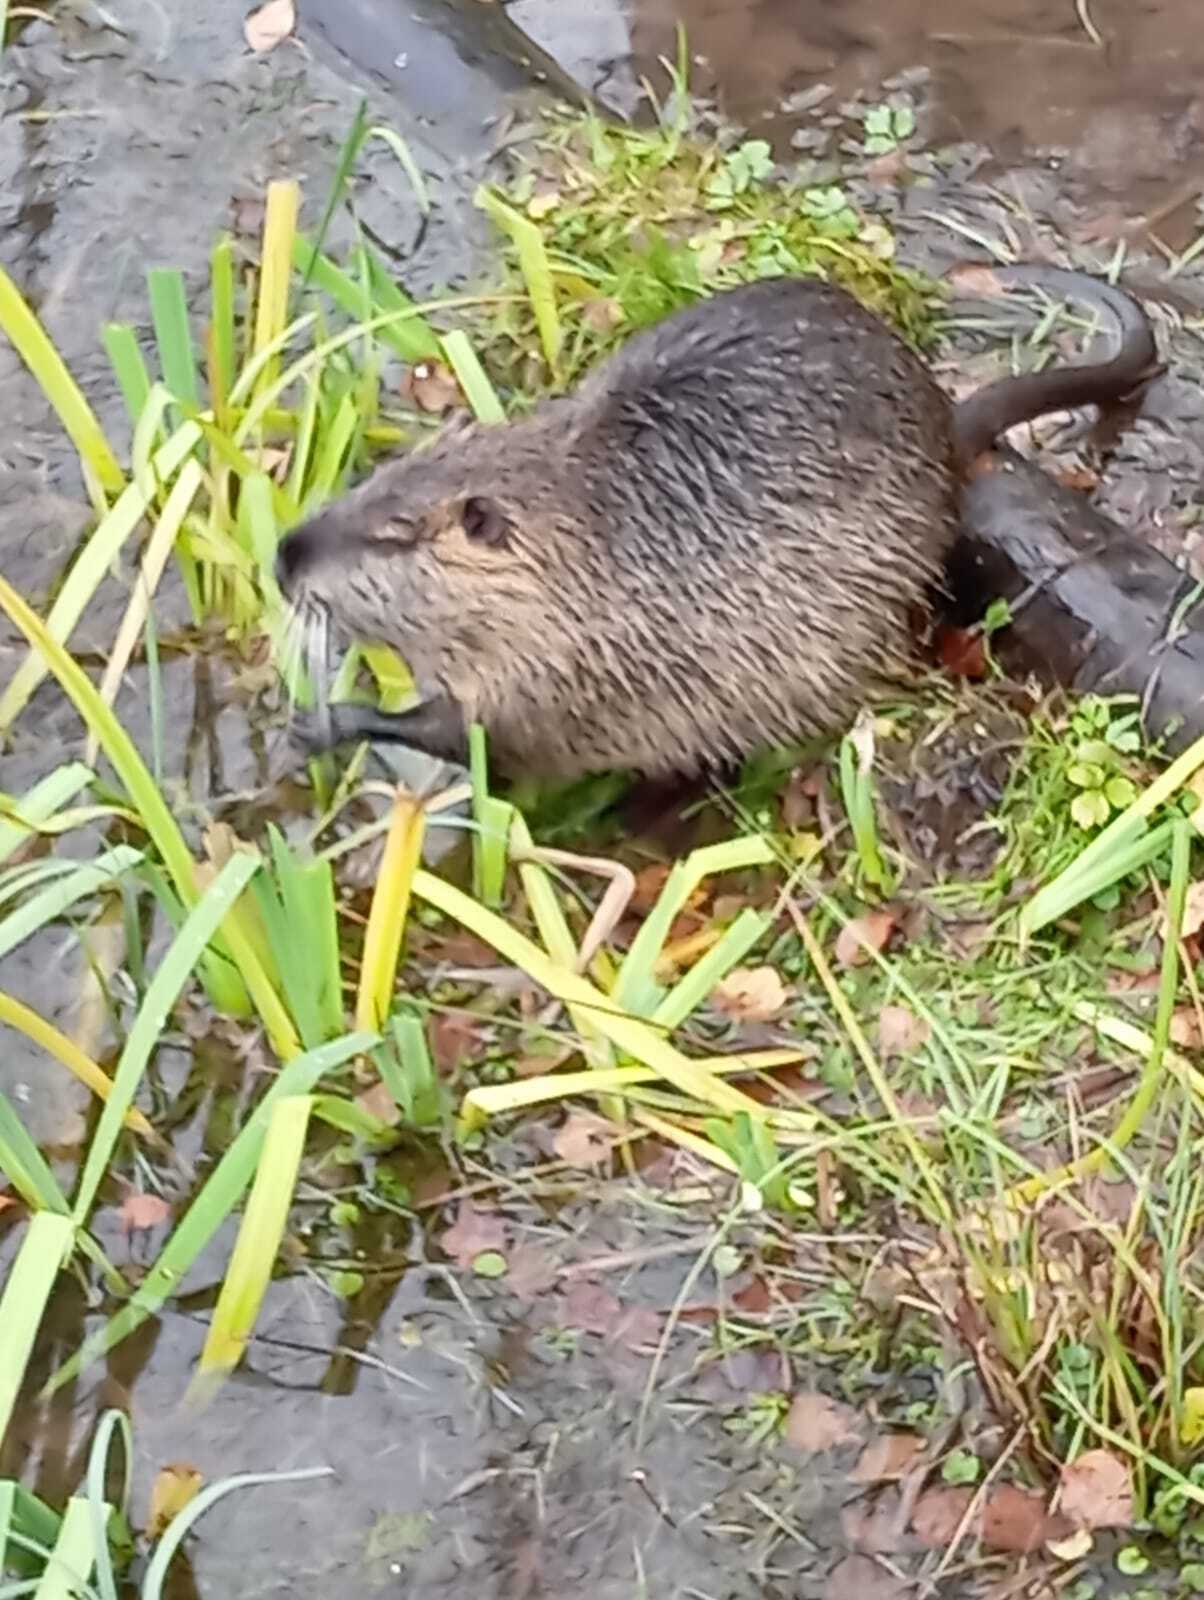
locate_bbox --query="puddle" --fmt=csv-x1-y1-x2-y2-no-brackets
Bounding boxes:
4,1176,888,1599
618,0,1204,236
3,0,1204,1595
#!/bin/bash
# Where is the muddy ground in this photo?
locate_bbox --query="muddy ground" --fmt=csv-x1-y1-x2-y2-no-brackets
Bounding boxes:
2,1,1204,1596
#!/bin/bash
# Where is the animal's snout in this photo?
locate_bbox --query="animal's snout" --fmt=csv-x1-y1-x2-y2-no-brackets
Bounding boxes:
274,522,325,593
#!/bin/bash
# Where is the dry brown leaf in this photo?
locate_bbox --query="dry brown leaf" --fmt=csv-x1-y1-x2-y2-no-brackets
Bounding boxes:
630,864,673,913
120,1192,171,1233
552,1111,614,1168
937,625,988,680
244,0,295,52
1058,1448,1133,1531
911,1486,974,1548
581,296,624,333
980,1484,1069,1553
841,1492,905,1553
851,1433,925,1483
505,1243,559,1302
712,964,790,1022
823,1553,905,1600
876,1004,930,1056
1046,1526,1094,1560
946,262,1008,297
1170,1007,1204,1049
866,148,907,184
403,361,463,415
429,1011,486,1075
835,909,896,968
148,1464,203,1540
783,1390,863,1453
440,1202,507,1271
356,1078,401,1127
561,1279,621,1333
1173,880,1204,940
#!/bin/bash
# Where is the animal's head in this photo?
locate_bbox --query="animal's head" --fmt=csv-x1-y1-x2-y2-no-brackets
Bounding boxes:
274,417,566,690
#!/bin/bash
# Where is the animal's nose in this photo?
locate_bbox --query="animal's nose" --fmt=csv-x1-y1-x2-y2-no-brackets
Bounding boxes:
274,524,319,593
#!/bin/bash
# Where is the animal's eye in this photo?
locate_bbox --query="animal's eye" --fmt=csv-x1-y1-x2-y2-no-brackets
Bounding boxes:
379,517,418,547
462,495,510,548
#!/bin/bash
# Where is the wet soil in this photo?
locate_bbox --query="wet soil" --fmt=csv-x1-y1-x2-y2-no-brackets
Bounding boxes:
3,1,1204,1596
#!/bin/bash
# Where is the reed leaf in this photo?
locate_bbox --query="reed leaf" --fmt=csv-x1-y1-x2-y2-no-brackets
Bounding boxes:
199,1094,313,1376
0,1213,74,1446
0,264,124,507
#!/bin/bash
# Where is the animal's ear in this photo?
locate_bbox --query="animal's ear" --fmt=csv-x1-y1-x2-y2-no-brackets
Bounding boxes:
461,495,511,549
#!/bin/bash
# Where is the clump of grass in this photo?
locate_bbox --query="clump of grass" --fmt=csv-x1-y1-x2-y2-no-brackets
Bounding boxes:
475,99,939,398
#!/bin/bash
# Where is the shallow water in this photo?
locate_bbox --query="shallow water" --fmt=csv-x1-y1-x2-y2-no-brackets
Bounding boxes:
1,0,1202,1595
583,0,1204,242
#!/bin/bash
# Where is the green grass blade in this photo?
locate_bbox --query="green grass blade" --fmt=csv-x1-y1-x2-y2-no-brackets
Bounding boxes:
101,322,152,428
287,377,321,505
45,1033,375,1392
199,1094,314,1376
613,837,776,1015
31,1496,96,1600
0,1091,72,1212
302,97,371,291
441,330,505,424
0,576,202,908
0,576,304,1043
291,235,441,361
146,267,199,410
72,852,262,1223
0,422,199,732
0,264,124,506
0,764,94,865
506,811,610,1063
1022,817,1177,935
381,1009,440,1126
268,827,343,1040
651,907,773,1031
208,234,235,425
144,603,165,787
84,1410,132,1600
0,1214,75,1445
366,123,432,214
0,847,143,962
469,726,510,908
475,184,562,372
141,1467,333,1600
307,390,358,498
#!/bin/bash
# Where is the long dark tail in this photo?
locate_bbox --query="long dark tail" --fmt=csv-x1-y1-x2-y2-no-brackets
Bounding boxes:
950,264,1161,470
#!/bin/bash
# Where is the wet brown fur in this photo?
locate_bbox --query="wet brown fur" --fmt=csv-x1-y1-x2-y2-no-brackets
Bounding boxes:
275,273,1154,780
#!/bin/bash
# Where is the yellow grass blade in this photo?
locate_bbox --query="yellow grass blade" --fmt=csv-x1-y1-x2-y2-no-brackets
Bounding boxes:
0,422,200,733
0,991,154,1139
88,459,204,764
197,1094,313,1378
252,180,300,402
0,265,124,509
460,1047,808,1125
355,791,425,1031
630,1106,741,1174
413,868,764,1115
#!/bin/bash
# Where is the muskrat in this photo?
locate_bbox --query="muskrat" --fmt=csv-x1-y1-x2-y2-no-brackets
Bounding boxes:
275,265,1158,780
